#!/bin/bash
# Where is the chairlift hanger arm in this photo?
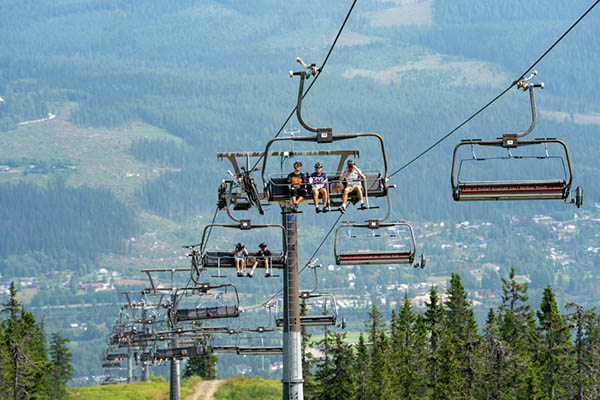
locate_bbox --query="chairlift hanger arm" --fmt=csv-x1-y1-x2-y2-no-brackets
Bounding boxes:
501,71,544,144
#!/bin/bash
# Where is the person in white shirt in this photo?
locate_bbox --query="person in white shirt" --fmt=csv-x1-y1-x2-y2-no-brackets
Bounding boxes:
338,159,366,213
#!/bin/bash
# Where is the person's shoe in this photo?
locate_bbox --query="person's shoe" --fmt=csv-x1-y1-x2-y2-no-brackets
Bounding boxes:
237,271,243,277
359,203,368,210
247,272,253,278
265,272,271,278
315,207,320,213
323,205,330,212
339,204,346,214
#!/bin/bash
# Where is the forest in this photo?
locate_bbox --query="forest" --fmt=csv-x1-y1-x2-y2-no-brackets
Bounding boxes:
0,283,73,399
304,271,600,400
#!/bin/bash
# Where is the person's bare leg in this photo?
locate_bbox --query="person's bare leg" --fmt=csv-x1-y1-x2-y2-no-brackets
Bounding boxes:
320,188,328,206
356,186,363,201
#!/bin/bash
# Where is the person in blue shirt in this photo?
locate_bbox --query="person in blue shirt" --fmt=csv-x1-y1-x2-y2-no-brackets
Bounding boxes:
310,162,329,212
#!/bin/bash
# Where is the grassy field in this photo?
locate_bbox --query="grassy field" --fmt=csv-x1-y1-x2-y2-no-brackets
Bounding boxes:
214,377,281,400
69,376,200,400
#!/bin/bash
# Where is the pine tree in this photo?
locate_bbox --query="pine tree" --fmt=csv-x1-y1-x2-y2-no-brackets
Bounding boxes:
0,282,50,400
364,304,384,359
423,285,445,399
565,302,600,400
354,333,369,400
391,292,427,399
445,273,479,399
497,267,538,397
366,331,393,400
48,332,73,400
315,332,356,400
183,344,217,380
536,285,572,400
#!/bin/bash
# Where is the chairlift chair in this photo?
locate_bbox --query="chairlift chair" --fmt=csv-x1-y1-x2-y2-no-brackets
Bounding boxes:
260,59,393,210
276,293,338,327
173,283,241,323
450,72,582,207
189,222,287,282
334,221,424,267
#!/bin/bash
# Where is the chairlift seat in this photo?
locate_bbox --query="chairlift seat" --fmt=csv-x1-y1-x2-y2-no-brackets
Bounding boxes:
237,346,283,355
105,353,127,361
275,315,336,327
336,250,414,265
455,179,567,201
266,173,387,204
211,345,238,354
202,251,285,269
155,345,205,360
176,305,239,322
102,361,121,368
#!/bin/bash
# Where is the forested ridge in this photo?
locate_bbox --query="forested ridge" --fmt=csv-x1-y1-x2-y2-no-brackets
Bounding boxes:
0,181,136,275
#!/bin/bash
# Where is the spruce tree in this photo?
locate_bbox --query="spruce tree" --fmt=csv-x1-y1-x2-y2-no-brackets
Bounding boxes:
366,331,393,400
183,344,217,380
315,332,356,400
423,285,445,399
48,332,73,400
497,267,538,397
354,333,369,400
536,285,572,400
445,273,479,399
391,292,427,399
0,282,50,400
364,304,384,359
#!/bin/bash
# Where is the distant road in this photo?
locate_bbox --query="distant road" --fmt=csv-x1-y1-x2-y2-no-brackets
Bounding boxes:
17,112,56,126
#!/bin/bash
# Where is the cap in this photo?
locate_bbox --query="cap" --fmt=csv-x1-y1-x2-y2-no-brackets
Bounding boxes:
314,162,323,168
294,160,303,166
259,242,267,248
347,159,356,166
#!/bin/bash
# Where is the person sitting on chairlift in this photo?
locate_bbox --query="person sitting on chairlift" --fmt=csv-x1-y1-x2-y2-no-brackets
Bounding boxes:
310,162,329,213
287,160,308,210
339,159,366,213
248,242,271,278
231,242,248,277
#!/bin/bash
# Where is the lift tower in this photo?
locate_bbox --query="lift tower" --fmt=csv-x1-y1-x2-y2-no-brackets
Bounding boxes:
282,207,302,399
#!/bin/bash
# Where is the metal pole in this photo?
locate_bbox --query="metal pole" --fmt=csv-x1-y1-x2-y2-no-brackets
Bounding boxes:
127,346,133,383
142,305,150,382
282,206,303,400
170,291,181,400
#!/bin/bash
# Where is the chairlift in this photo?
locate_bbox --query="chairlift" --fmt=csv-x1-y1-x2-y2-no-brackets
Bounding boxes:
188,222,287,282
450,72,582,207
334,221,425,268
276,292,338,327
173,283,241,324
234,329,283,355
259,58,393,211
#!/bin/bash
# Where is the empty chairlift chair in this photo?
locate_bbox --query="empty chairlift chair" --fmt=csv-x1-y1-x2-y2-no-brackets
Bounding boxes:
334,220,423,267
450,71,582,207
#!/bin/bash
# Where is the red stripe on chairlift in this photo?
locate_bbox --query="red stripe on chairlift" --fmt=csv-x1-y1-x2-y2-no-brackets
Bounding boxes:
340,252,411,261
461,184,564,194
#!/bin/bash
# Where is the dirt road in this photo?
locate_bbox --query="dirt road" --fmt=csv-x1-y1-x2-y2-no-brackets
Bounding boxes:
186,379,224,400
